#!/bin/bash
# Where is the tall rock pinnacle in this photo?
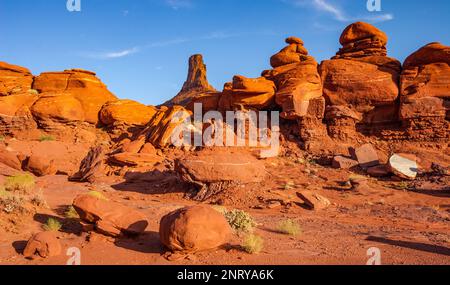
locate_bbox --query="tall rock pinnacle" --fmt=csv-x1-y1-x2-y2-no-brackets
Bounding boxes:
164,54,216,107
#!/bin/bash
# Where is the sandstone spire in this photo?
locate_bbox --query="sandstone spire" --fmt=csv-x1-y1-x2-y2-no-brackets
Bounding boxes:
164,54,216,107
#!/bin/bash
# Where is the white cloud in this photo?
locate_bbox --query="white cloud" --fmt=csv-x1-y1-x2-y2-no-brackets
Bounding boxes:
165,0,192,10
81,30,264,60
288,0,394,23
84,47,140,59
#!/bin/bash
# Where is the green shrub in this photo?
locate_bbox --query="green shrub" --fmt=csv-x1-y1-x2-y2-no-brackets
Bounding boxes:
242,234,264,254
224,209,257,233
0,136,5,142
4,174,35,194
87,191,108,201
42,218,62,232
277,219,302,236
65,205,80,219
39,135,55,142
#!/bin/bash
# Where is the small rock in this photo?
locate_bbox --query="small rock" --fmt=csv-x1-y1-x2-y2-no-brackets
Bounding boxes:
24,155,57,177
388,154,419,180
296,191,331,210
332,156,359,169
367,164,390,177
353,144,380,169
73,194,149,237
23,232,61,259
267,201,282,209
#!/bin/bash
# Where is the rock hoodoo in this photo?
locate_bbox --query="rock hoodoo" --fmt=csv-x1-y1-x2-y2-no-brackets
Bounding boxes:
319,22,401,139
264,37,323,120
399,42,450,140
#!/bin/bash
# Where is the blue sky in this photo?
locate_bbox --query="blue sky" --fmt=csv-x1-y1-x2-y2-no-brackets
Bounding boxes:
1,0,449,105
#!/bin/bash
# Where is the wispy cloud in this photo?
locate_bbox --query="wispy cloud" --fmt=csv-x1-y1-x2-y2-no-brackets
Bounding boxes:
83,47,140,59
165,0,193,10
80,31,244,60
288,0,394,23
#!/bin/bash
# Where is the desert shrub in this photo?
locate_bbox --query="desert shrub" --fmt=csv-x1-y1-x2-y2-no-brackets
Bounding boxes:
277,219,302,236
224,209,257,233
65,205,80,219
43,218,62,232
242,234,264,254
211,205,228,215
0,136,5,142
4,174,35,194
39,135,55,142
30,190,48,208
0,195,25,214
87,191,108,201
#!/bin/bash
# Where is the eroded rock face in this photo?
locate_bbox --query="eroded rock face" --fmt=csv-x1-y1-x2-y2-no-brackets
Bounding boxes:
175,148,266,201
33,69,117,124
99,99,158,126
159,205,231,253
23,232,61,259
218,75,276,110
141,106,193,149
0,62,34,96
400,42,450,140
265,38,323,120
164,54,217,107
73,194,149,237
70,146,105,183
31,92,85,125
319,22,401,137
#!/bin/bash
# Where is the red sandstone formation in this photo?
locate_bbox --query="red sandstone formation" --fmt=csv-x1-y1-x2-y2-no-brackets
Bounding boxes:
399,42,450,140
265,37,323,120
320,22,401,140
164,54,218,108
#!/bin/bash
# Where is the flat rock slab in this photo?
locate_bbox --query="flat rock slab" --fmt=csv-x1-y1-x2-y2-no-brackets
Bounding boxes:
296,191,331,211
109,152,164,167
332,156,359,169
353,144,380,169
175,148,266,184
388,154,419,180
73,194,149,237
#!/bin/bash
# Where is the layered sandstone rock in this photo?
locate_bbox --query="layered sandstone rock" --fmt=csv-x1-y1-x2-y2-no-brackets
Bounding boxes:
73,194,149,237
23,232,61,259
99,99,158,126
265,37,323,120
320,22,401,138
159,205,231,253
218,75,276,110
175,148,266,201
164,54,218,108
0,62,38,136
141,106,193,149
399,42,450,140
33,69,117,124
31,92,85,126
0,62,34,96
